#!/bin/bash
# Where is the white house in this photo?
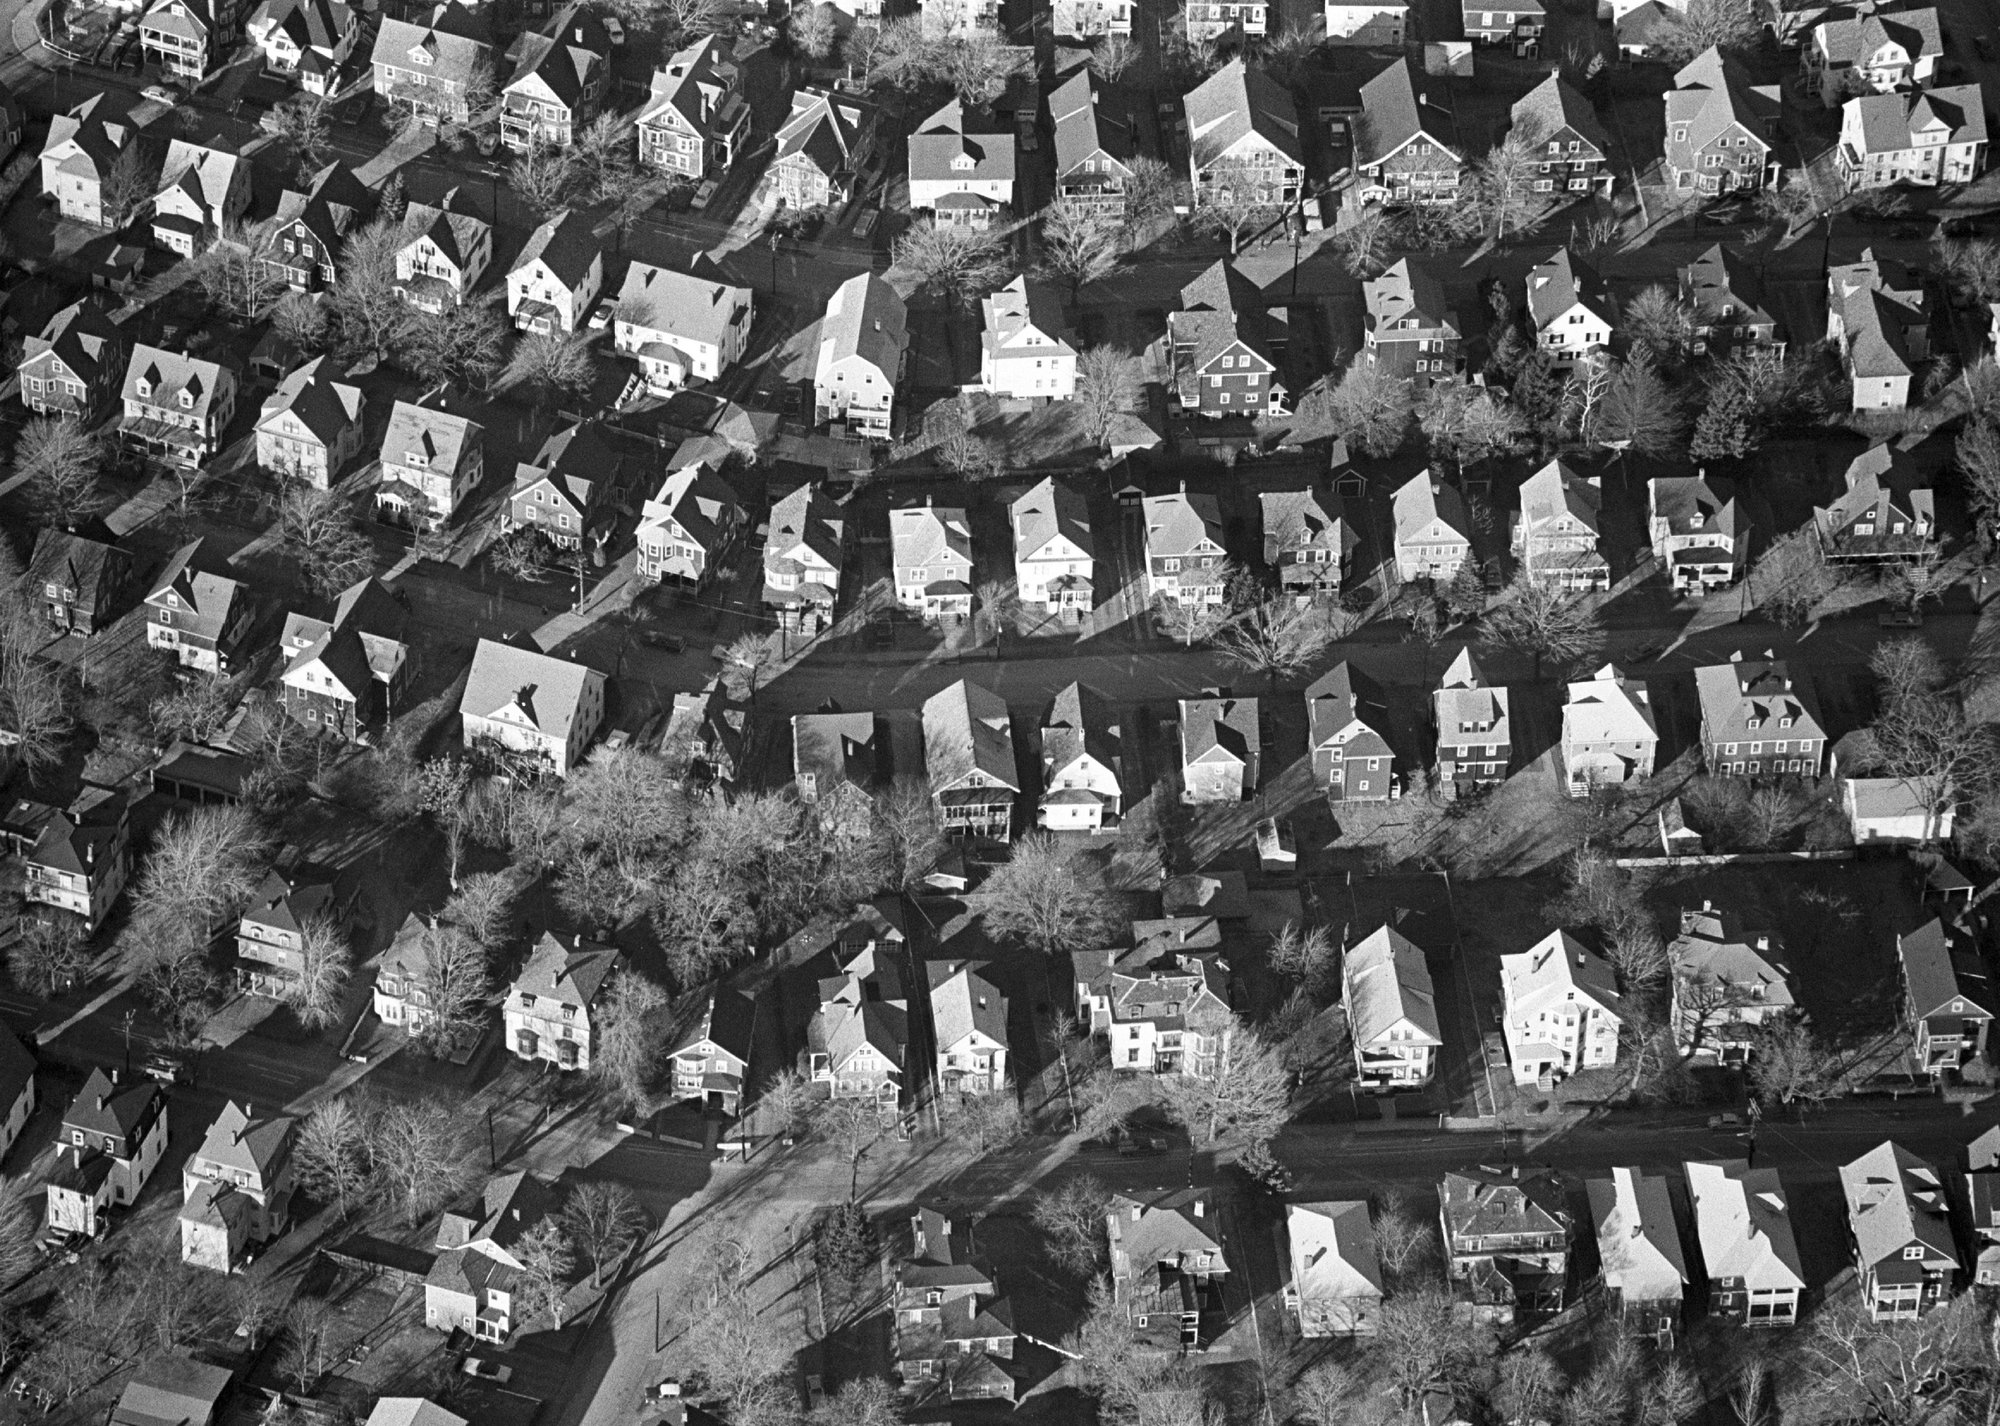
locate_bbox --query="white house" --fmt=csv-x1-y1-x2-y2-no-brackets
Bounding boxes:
1844,777,1955,843
1499,930,1623,1087
1283,1201,1383,1336
635,453,743,586
1324,0,1405,44
815,273,908,440
762,483,844,633
613,261,753,392
1144,489,1228,605
1670,901,1796,1063
1341,923,1442,1089
1011,477,1094,614
255,355,365,488
151,141,250,256
927,959,1008,1096
457,638,605,778
979,276,1076,401
1685,1159,1804,1326
1587,1167,1687,1346
1390,473,1473,582
506,209,603,335
1526,248,1614,367
1560,664,1658,797
393,191,491,312
1039,681,1121,832
907,98,1015,227
890,503,974,622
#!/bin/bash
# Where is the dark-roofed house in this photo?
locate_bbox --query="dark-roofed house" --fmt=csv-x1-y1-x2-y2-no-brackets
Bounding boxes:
908,99,1016,228
1686,1158,1803,1324
248,0,361,92
1837,85,1988,191
376,400,484,532
773,87,876,209
1587,1167,1686,1346
1695,651,1826,778
150,140,249,256
1649,474,1751,593
372,913,456,1036
1012,477,1094,614
1435,648,1511,795
1107,1190,1228,1348
370,2,496,126
425,1170,561,1340
395,189,492,312
895,1207,1017,1400
1526,248,1614,366
180,1100,297,1272
279,576,410,740
1050,70,1136,216
27,528,132,639
1342,923,1440,1087
1441,1166,1570,1321
764,483,845,633
236,859,347,997
1262,486,1356,596
504,421,628,553
0,1031,36,1165
929,959,1008,1095
1168,260,1284,417
47,1067,168,1236
141,0,236,81
459,638,606,777
1362,258,1459,390
265,162,374,291
507,209,603,335
1039,682,1121,832
1307,662,1396,801
24,785,130,932
20,298,127,419
256,355,366,487
505,932,621,1071
1179,695,1259,804
111,1355,232,1426
793,709,878,833
1183,59,1303,210
1325,0,1405,44
667,983,755,1112
1806,6,1943,106
1614,0,1675,57
1463,0,1543,49
814,272,907,439
636,449,744,586
1353,57,1463,206
808,932,910,1105
1074,926,1231,1076
1670,900,1796,1063
1663,48,1781,195
1815,442,1935,562
1391,472,1471,582
145,541,253,675
1899,919,1992,1075
40,93,141,226
1841,1140,1959,1320
119,344,238,467
1828,249,1928,411
1285,1201,1382,1337
1679,243,1782,358
924,680,1019,841
638,34,750,178
500,3,610,151
1968,1128,2000,1285
1515,458,1606,589
1510,73,1611,197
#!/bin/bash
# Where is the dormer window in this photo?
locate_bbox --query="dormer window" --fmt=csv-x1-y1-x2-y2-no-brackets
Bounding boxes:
178,390,193,409
136,379,152,399
411,44,433,63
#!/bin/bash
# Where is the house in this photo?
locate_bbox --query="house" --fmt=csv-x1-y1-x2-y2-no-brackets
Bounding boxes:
40,94,142,226
1341,923,1442,1088
1587,1168,1686,1346
807,931,909,1105
279,577,411,740
1183,60,1302,207
394,189,492,312
248,0,360,92
890,502,975,622
143,541,254,676
256,355,365,487
979,276,1075,399
1967,1129,2000,1285
22,786,130,931
1561,664,1656,796
1362,258,1460,390
1168,261,1285,417
1827,249,1929,410
118,345,237,468
140,0,235,81
1074,931,1232,1076
370,2,495,127
772,87,875,209
1434,648,1511,795
504,931,620,1071
236,862,343,997
110,1357,232,1426
503,422,627,553
45,1068,168,1237
1837,86,1988,190
1106,1190,1229,1347
666,984,755,1113
365,1402,468,1426
1814,442,1935,562
1391,473,1472,581
1614,0,1676,58
1050,70,1136,216
793,710,878,831
1179,695,1259,803
507,209,603,335
1841,1141,1960,1320
1039,682,1121,831
922,0,1000,38
1694,651,1826,778
372,914,455,1035
929,960,1009,1095
150,140,249,255
637,34,750,178
635,453,743,586
264,162,374,291
1670,901,1797,1062
1262,487,1356,596
1663,49,1782,195
459,640,604,776
1306,663,1396,801
375,400,483,532
179,1101,296,1272
1898,918,1992,1074
895,1207,1016,1401
1685,1158,1804,1324
1354,58,1463,205
1515,459,1607,589
27,528,132,638
763,483,845,634
1463,0,1543,48
1055,0,1131,35
1805,6,1942,106
1011,477,1094,614
1324,0,1405,44
1649,474,1752,593
923,680,1019,841
500,4,610,151
0,1032,36,1165
1510,74,1611,200
20,299,127,419
814,273,907,439
1284,1202,1382,1336
1500,931,1623,1087
425,1171,561,1340
1679,243,1783,357
908,99,1016,227
1439,1166,1570,1320
1143,489,1229,605
1847,778,1954,843
1525,249,1615,366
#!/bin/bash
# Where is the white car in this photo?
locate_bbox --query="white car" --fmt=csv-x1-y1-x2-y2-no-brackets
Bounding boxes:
691,178,718,210
587,302,613,331
463,1358,513,1384
141,84,178,104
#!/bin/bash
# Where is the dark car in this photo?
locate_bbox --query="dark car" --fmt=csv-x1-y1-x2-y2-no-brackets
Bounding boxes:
1974,33,1994,59
1118,1135,1170,1157
642,630,688,653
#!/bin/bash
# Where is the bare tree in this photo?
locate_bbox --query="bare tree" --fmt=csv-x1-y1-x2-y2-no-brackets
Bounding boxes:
591,973,670,1113
1748,1019,1854,1108
1375,1288,1491,1410
1031,1174,1111,1274
1481,571,1603,680
1749,528,1841,627
130,804,269,967
563,1180,646,1284
280,1298,336,1394
1622,286,1698,368
1493,1349,1566,1426
410,921,491,1057
1332,206,1399,279
1152,1016,1291,1147
1041,199,1123,293
808,1377,902,1426
1188,158,1278,254
100,145,154,228
511,138,577,214
369,1097,477,1224
894,220,1009,305
0,615,74,782
0,1190,38,1285
277,486,373,598
443,868,517,948
1075,346,1141,452
981,832,1122,956
790,1,836,59
823,1097,886,1200
1470,131,1545,240
294,1094,372,1218
328,215,415,360
1592,352,1686,458
1421,383,1527,472
514,1218,576,1328
1265,921,1336,990
1650,0,1765,64
401,300,508,391
148,673,237,745
678,1266,794,1419
7,915,90,997
1216,598,1350,684
724,630,782,701
1122,154,1183,230
1089,32,1136,78
17,416,104,527
1957,418,2000,547
759,1066,812,1139
1318,359,1413,458
288,914,352,1031
502,330,598,409
270,94,332,177
1795,1295,1988,1425
1371,1187,1436,1283
1884,544,1950,613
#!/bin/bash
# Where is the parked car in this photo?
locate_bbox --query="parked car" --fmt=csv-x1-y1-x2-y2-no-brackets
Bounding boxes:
1118,1135,1170,1157
1708,1113,1745,1131
642,630,688,653
853,208,879,238
141,1052,183,1085
141,84,178,104
1975,32,1994,59
1878,607,1923,627
691,178,718,210
463,1358,513,1384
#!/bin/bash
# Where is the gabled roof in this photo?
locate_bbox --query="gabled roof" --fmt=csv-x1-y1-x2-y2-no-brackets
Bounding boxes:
257,0,352,54
1519,458,1602,539
1501,930,1623,1022
144,540,243,645
793,710,876,795
816,272,907,379
511,930,619,1011
65,1066,160,1141
616,261,751,352
1171,260,1276,372
639,460,742,553
1847,84,1987,156
27,528,130,607
1650,474,1745,539
113,1355,233,1426
1685,1158,1805,1288
1012,476,1091,563
1562,664,1656,745
43,93,134,180
1392,472,1472,547
1526,248,1613,333
1142,489,1224,559
1671,901,1793,1006
27,786,126,880
1510,72,1608,153
1665,47,1779,155
400,190,489,272
157,139,241,218
510,208,600,289
1817,441,1934,541
381,399,481,472
258,354,364,448
194,1099,294,1180
1587,1167,1686,1299
1815,6,1941,64
504,3,608,110
908,98,1016,183
511,421,622,519
1694,652,1824,744
366,1400,471,1426
24,299,125,383
982,275,1071,363
775,86,872,180
1180,695,1257,766
1898,918,1992,1022
371,2,493,92
124,344,229,416
275,161,375,250
1109,1189,1226,1269
1261,487,1354,564
928,959,1008,1052
1287,1201,1383,1301
1306,661,1392,757
1183,57,1303,169
1364,258,1457,339
1042,681,1117,782
1435,648,1511,747
1841,1140,1958,1273
459,637,604,745
638,33,741,137
1680,243,1775,332
667,982,756,1064
922,680,1019,793
1050,69,1133,180
767,484,844,569
891,503,972,573
1343,923,1441,1045
1353,56,1457,168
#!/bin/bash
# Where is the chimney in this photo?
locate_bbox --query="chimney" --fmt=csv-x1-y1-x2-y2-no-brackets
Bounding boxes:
1130,1204,1143,1222
1756,935,1769,950
1192,1199,1205,1217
